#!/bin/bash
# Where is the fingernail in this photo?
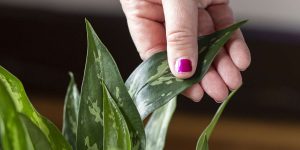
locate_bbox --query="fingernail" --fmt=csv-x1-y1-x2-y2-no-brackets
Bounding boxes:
215,100,224,104
175,58,192,73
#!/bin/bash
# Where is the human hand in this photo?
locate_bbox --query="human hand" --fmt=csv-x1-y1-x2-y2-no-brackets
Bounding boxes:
120,0,251,102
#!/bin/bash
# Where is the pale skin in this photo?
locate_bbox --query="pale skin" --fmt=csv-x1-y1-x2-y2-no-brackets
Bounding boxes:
120,0,251,102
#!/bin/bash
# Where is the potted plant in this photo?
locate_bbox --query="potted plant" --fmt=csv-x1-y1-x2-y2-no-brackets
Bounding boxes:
0,19,246,150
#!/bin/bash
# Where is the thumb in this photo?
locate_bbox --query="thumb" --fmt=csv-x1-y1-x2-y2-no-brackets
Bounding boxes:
162,0,198,79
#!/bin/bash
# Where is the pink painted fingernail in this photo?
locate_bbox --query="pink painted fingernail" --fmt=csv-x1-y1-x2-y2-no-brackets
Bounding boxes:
175,58,192,73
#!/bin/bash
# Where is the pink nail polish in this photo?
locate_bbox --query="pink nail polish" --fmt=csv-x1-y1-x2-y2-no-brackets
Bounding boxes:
175,58,192,73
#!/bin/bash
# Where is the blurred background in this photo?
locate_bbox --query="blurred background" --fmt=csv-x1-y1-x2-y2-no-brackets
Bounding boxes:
0,0,300,149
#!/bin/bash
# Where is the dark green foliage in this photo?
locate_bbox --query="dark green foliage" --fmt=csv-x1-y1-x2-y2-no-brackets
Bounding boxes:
0,20,246,150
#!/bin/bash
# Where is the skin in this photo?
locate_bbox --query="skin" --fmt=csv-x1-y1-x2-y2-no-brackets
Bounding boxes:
120,0,251,102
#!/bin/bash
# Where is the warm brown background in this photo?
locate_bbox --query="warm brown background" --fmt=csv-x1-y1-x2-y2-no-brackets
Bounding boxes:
1,4,300,150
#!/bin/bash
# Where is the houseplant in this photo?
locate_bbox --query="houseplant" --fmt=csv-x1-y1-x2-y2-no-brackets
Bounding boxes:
0,19,246,150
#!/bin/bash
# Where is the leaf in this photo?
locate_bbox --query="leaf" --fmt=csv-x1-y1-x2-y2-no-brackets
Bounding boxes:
145,97,176,150
0,66,72,150
0,73,34,150
76,19,145,150
196,89,239,150
76,39,105,150
0,131,2,150
19,114,52,150
196,134,209,150
63,72,80,150
125,20,247,119
103,83,131,150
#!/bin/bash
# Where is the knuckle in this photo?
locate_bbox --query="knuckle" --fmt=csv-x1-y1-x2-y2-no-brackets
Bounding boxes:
166,30,195,47
121,0,150,18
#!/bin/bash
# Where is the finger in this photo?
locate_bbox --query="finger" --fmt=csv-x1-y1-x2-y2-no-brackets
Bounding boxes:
198,0,228,8
121,0,166,60
207,4,251,70
182,83,204,102
200,67,228,102
197,8,215,35
214,49,243,90
226,30,251,71
162,0,198,79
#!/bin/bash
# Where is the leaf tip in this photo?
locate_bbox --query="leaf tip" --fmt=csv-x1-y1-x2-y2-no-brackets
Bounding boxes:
237,19,248,27
67,72,76,87
84,18,93,32
84,18,90,24
68,72,74,80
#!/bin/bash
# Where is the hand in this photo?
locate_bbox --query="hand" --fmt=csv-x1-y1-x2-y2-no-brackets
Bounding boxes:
120,0,251,102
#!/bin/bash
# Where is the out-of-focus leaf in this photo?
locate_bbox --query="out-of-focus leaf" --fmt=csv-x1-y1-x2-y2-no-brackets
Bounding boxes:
0,126,2,150
76,19,145,150
196,134,209,150
103,83,131,150
145,97,176,150
0,73,34,150
0,134,2,150
0,138,1,150
125,21,247,119
19,114,51,150
0,66,71,150
196,89,239,150
63,72,80,149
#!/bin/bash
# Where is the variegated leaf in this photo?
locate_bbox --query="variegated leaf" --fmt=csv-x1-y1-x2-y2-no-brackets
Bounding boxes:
145,97,176,150
19,114,51,150
125,21,247,119
0,71,34,150
76,19,145,150
103,83,131,150
0,66,71,150
63,72,80,149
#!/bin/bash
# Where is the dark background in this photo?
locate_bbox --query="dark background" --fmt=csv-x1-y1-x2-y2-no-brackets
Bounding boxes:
1,3,300,150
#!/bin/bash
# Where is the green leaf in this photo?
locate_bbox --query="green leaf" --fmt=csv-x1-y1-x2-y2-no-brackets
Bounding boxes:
145,97,176,150
63,72,80,150
103,83,131,150
0,66,71,150
76,36,104,150
196,134,209,150
0,72,34,150
0,131,2,150
76,19,145,150
196,89,239,150
19,114,52,150
125,21,247,119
